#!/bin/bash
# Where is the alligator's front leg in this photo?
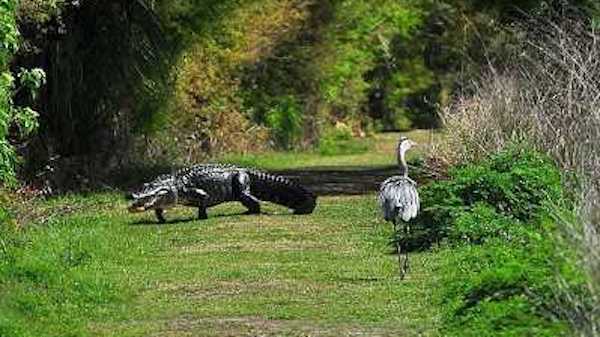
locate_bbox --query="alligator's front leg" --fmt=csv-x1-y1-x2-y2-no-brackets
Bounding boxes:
155,209,166,223
198,207,208,220
235,172,261,214
183,187,209,220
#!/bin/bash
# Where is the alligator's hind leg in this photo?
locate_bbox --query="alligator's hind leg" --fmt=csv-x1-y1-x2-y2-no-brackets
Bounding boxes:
235,172,261,214
240,192,260,214
155,209,166,223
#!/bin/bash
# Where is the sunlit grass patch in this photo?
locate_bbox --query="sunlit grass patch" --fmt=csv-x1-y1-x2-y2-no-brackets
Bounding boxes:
219,129,436,170
1,192,441,337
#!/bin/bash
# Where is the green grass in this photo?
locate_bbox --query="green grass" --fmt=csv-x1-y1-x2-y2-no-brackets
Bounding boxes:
219,129,435,170
1,133,578,337
1,194,441,337
1,131,444,337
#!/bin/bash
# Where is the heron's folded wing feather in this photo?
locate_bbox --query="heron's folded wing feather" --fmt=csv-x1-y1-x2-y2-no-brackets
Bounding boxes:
379,176,420,222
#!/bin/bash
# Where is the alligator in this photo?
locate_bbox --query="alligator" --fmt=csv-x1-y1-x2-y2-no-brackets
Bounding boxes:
127,164,317,223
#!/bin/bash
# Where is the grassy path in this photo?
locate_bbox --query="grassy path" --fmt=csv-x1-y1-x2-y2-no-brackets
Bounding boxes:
85,195,439,336
219,130,435,169
3,131,442,336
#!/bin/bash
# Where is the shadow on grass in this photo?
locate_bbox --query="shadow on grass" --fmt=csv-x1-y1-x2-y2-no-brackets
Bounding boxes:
333,276,388,283
129,210,296,226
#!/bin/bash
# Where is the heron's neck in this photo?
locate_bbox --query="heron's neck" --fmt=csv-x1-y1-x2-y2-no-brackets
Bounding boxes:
397,148,408,177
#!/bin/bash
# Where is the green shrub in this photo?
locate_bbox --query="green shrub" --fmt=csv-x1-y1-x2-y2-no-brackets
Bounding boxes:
319,0,425,123
408,145,563,248
409,145,582,336
318,124,369,156
0,0,44,186
265,95,303,150
450,203,531,245
437,233,574,337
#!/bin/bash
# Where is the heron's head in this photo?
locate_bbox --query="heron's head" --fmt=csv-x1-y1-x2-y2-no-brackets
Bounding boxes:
128,177,177,212
398,136,418,154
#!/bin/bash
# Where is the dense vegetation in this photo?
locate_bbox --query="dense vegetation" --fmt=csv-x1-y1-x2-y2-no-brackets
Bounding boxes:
0,140,589,337
8,0,598,184
409,147,583,336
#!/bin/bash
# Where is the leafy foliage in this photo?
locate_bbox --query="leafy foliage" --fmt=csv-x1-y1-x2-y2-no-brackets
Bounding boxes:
0,0,44,185
318,122,369,156
438,240,572,337
147,0,440,159
406,146,583,336
408,145,563,248
318,0,429,129
264,95,304,150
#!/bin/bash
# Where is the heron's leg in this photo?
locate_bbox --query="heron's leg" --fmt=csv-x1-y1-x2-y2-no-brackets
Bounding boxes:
155,209,166,224
398,241,407,279
393,220,405,279
402,223,411,275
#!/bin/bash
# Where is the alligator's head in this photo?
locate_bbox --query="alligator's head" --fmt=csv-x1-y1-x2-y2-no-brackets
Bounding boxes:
128,176,177,212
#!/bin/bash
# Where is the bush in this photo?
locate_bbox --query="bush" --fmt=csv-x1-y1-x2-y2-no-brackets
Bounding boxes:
410,146,582,336
0,0,44,186
435,13,600,335
265,95,303,150
437,222,585,337
407,145,562,249
450,203,530,245
318,122,369,156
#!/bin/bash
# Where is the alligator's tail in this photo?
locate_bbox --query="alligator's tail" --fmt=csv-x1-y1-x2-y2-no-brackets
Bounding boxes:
248,171,317,214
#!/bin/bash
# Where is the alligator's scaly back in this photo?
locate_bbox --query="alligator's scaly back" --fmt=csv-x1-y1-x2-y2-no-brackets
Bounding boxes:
247,170,317,214
128,163,317,222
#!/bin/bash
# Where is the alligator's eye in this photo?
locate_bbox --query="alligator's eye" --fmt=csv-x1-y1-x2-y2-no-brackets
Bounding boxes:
157,189,170,196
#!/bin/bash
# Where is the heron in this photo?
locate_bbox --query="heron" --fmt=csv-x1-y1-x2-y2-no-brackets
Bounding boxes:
378,136,420,279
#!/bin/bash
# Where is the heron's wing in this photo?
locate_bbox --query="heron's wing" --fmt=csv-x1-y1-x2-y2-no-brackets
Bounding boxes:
379,176,420,222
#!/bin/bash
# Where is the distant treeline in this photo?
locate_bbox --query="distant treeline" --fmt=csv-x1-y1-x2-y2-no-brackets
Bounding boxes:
1,0,598,186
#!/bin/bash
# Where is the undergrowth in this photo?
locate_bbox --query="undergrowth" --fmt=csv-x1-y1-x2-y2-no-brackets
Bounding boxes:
318,123,369,156
0,195,140,337
408,146,585,336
